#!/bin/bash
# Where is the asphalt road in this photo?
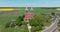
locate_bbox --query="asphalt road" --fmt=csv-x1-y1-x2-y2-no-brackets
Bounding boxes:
44,17,59,32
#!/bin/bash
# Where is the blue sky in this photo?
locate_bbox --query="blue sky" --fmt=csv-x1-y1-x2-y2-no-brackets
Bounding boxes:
0,0,60,7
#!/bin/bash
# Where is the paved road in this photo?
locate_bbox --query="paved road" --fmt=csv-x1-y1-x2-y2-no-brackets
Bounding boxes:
52,28,58,32
44,17,59,32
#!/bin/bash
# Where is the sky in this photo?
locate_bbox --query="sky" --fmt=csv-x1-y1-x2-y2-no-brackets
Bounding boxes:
0,0,60,7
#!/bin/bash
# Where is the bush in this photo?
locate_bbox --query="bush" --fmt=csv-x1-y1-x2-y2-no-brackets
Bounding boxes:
31,26,36,32
51,12,55,16
31,26,42,32
35,26,40,31
5,15,25,28
29,15,44,32
29,15,51,32
15,15,24,26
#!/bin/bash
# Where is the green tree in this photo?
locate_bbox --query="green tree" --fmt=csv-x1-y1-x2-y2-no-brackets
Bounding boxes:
29,15,44,32
15,15,24,26
5,15,25,28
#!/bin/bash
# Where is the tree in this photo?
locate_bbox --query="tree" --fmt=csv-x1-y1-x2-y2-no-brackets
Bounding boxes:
29,15,44,32
31,26,36,32
15,15,24,26
51,12,55,16
29,15,51,32
5,15,25,28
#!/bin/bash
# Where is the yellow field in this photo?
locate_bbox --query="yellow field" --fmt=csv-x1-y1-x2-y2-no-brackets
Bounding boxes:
0,8,24,11
56,8,60,10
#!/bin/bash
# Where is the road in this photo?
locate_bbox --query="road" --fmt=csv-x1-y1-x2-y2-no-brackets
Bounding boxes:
52,28,58,32
26,20,31,32
43,17,60,32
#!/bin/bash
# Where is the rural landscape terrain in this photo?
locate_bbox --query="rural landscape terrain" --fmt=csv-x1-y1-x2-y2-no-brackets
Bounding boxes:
0,7,60,32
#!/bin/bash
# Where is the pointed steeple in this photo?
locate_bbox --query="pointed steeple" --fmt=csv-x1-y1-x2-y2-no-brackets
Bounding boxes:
25,6,29,13
29,7,34,19
30,4,33,12
30,7,33,11
25,6,28,11
24,6,29,21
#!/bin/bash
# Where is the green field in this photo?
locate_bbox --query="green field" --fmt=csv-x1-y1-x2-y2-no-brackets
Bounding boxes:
0,7,60,32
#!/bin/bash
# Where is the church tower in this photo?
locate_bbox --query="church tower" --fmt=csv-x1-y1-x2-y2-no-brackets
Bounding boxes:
30,7,34,19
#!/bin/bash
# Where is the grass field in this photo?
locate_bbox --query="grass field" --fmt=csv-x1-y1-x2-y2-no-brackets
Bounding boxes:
0,7,60,32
